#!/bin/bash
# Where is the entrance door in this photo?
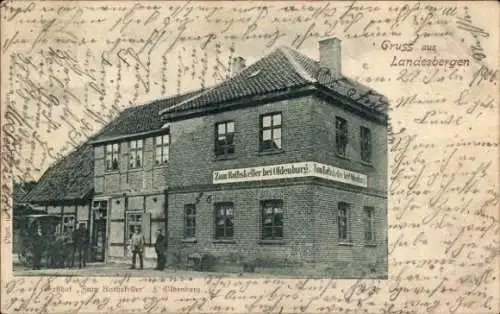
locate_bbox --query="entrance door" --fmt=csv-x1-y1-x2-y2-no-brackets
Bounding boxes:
93,219,106,262
91,200,108,262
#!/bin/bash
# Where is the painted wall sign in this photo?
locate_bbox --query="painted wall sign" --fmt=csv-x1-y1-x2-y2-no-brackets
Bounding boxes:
213,162,368,187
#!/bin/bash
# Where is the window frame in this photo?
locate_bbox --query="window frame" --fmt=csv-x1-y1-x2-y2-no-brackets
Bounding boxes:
360,126,372,163
337,202,351,242
184,204,196,239
335,117,348,157
154,134,170,166
214,202,234,240
363,206,376,243
126,212,143,241
259,112,282,152
105,143,120,171
128,139,144,169
215,121,235,156
62,214,76,234
261,200,284,240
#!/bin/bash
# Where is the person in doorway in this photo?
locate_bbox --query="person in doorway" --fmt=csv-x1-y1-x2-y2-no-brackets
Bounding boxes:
154,229,166,270
72,223,89,268
129,226,144,269
31,226,43,270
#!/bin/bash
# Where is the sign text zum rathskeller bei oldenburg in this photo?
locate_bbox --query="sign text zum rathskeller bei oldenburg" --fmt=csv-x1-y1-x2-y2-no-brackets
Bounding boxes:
213,162,367,187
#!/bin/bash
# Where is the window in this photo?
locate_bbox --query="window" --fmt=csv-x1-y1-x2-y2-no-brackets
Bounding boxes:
215,121,235,156
360,126,372,163
105,143,120,171
335,117,348,156
126,212,142,241
338,202,351,242
261,200,283,240
214,203,234,239
155,134,169,165
184,204,196,238
260,113,282,151
364,207,376,242
62,215,75,233
129,139,143,169
92,200,108,219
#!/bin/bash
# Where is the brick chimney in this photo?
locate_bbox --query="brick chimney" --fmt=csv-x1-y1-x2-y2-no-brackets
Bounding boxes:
231,56,246,76
318,37,342,78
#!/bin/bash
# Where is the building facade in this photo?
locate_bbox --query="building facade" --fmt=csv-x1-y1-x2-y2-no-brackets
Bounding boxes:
160,38,388,277
89,92,200,262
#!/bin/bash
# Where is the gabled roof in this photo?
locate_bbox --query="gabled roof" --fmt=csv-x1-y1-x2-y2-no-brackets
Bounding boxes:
23,141,94,204
93,90,203,143
23,90,203,204
160,46,389,117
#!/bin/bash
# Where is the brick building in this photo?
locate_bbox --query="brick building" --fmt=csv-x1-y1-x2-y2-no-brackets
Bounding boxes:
160,38,389,277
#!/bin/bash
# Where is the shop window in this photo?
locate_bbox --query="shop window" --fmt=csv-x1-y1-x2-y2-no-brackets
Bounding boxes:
214,203,234,239
338,202,351,242
360,126,372,163
260,113,282,151
336,117,348,156
261,200,283,240
62,215,75,233
129,139,143,169
364,207,376,242
105,143,120,171
184,204,196,238
155,134,169,165
215,121,235,156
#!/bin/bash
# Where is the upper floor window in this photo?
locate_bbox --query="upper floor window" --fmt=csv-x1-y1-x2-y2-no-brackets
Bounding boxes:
363,207,376,242
215,121,235,156
261,200,284,240
335,117,348,156
260,113,282,151
214,202,234,240
105,143,120,171
338,202,351,242
360,126,372,163
129,139,143,169
155,134,169,165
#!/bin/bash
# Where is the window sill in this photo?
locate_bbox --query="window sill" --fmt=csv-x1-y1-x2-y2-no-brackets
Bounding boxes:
105,170,120,174
258,149,284,156
213,239,236,244
153,163,169,169
364,242,377,247
338,242,354,246
335,154,350,161
181,238,197,243
258,239,285,245
127,167,143,172
214,154,236,161
361,161,373,167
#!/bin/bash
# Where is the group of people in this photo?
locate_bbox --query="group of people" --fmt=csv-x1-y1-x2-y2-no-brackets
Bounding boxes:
30,223,167,271
128,226,166,270
31,222,89,270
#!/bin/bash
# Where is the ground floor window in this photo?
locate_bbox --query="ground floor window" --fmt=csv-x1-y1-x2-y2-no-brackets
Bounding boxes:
62,215,75,233
338,202,351,242
261,200,283,240
364,207,376,242
184,204,196,238
126,212,143,241
214,203,234,239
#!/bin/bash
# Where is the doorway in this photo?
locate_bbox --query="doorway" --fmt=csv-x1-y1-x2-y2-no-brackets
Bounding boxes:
91,200,108,262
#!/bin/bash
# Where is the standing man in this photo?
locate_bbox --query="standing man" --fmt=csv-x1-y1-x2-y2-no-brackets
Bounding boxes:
154,229,166,270
77,223,89,268
129,226,144,269
32,226,43,270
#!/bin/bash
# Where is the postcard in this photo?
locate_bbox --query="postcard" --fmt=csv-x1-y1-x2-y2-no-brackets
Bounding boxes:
1,1,498,313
